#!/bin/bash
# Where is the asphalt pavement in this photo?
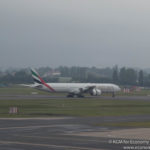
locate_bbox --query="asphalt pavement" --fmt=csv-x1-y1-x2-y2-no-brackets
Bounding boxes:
0,95,150,149
0,116,150,150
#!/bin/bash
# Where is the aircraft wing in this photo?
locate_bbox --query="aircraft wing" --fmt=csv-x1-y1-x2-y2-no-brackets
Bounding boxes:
82,86,96,92
70,86,96,94
19,84,33,87
19,84,40,88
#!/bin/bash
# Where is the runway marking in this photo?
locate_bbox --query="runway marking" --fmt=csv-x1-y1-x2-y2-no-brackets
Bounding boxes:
20,135,105,143
0,125,107,143
0,140,102,150
0,125,57,130
0,117,70,120
0,124,91,130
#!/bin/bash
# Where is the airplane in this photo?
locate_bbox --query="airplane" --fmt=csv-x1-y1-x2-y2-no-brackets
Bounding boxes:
22,69,121,98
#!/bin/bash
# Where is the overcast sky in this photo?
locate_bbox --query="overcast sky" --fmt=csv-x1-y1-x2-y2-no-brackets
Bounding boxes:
1,0,150,69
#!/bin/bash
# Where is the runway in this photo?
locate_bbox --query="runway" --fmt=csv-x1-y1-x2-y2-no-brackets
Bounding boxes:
1,94,150,101
1,116,150,150
0,117,114,150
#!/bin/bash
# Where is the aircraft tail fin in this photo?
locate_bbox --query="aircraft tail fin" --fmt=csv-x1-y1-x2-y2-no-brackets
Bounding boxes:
30,68,55,92
31,68,42,84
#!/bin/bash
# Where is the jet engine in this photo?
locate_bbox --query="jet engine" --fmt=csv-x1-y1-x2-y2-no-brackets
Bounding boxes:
90,88,102,96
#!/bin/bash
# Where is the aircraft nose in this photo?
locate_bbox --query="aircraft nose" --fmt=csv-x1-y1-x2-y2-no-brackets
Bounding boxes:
117,86,121,91
114,85,121,91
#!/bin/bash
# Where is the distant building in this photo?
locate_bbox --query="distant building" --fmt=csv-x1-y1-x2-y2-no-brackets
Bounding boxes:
43,70,61,77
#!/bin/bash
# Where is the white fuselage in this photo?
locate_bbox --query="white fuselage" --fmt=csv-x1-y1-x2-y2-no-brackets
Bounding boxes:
35,83,120,94
28,69,121,97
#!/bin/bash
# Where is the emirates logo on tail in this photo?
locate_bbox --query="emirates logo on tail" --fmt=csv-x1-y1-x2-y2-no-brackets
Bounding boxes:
31,69,55,92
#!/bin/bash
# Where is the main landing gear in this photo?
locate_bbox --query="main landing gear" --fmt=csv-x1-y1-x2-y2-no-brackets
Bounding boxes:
67,94,84,98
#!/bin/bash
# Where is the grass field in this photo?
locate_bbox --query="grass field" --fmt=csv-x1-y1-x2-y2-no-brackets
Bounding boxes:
1,86,150,119
1,98,150,118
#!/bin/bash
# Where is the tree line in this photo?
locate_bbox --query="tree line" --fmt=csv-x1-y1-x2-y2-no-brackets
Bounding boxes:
112,66,144,86
0,66,150,86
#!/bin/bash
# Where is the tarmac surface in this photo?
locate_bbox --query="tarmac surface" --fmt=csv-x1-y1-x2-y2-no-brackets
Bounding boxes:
1,116,150,150
1,94,150,101
1,95,150,149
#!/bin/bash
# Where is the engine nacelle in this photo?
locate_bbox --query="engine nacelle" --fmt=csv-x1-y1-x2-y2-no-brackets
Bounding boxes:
90,88,102,96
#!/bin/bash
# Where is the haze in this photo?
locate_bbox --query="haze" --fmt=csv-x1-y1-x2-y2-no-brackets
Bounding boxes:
1,0,150,69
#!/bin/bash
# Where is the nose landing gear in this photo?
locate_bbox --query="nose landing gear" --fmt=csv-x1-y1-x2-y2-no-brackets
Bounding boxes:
112,92,115,97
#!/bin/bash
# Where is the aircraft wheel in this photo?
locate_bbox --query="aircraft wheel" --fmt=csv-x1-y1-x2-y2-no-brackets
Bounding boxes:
112,92,115,97
67,94,74,98
77,95,84,98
